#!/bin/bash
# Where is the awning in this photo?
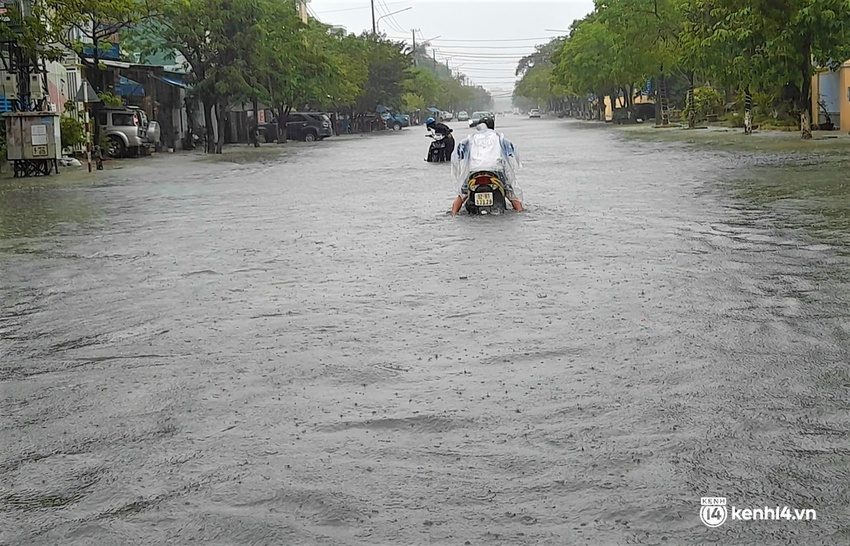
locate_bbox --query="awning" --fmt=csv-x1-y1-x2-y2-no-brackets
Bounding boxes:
154,74,190,89
85,58,132,69
114,76,145,98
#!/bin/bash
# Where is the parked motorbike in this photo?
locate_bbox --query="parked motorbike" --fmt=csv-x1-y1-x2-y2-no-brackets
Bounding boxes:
465,171,508,215
425,133,452,162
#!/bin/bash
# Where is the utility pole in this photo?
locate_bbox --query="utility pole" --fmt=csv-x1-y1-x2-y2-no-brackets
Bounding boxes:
412,29,416,66
371,0,376,36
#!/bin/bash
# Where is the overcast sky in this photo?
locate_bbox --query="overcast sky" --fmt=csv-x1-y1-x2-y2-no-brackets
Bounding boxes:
307,0,595,108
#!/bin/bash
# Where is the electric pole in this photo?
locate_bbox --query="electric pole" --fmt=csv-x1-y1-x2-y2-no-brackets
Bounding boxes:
371,0,376,36
412,29,416,65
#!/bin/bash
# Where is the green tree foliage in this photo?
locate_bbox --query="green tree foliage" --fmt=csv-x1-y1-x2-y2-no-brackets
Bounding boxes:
354,36,412,113
60,116,87,149
46,0,156,78
551,13,620,119
513,38,570,111
547,0,850,136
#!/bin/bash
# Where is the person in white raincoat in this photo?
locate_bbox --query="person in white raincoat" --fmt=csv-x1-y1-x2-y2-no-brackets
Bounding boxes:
449,115,524,215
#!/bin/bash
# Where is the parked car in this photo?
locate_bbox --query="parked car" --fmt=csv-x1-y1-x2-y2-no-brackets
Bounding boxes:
97,106,158,158
259,112,333,142
457,111,469,121
529,109,541,118
469,111,490,127
381,111,410,130
441,111,454,122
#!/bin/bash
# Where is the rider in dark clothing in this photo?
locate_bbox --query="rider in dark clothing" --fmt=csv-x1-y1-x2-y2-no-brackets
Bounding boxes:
426,117,455,161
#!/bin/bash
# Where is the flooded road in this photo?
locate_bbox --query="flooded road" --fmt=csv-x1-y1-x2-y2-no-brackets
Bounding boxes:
2,118,849,545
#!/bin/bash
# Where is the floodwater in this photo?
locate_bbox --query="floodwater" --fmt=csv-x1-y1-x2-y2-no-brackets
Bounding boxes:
2,118,849,545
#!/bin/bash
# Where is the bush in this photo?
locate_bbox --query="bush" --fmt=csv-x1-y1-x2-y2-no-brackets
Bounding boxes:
726,113,745,128
60,116,87,149
693,86,724,119
752,91,778,119
97,91,123,108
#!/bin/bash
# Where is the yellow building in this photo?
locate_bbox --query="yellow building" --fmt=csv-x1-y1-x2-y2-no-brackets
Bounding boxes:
604,94,655,121
812,60,850,132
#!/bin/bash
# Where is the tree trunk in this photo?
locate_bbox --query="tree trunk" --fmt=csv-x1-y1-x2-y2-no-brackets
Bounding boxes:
653,77,661,123
252,98,260,147
203,99,215,154
275,103,286,143
282,106,291,139
215,99,227,154
800,109,812,140
686,72,696,129
800,58,813,140
744,86,753,135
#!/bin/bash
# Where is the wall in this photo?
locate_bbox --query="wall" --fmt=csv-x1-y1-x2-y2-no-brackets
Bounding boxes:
812,61,850,132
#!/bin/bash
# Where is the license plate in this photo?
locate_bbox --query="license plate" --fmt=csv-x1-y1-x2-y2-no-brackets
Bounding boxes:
474,192,493,207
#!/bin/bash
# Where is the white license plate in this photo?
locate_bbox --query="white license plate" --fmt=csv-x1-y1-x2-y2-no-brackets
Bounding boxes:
474,192,494,207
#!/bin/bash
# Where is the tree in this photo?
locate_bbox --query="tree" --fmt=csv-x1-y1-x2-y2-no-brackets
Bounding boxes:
680,0,850,138
140,0,263,152
47,0,157,92
514,38,570,112
552,13,620,120
758,0,850,138
403,67,441,108
595,0,685,125
354,36,411,114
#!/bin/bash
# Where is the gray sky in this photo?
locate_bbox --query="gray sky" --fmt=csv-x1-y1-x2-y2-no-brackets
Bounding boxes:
306,1,595,108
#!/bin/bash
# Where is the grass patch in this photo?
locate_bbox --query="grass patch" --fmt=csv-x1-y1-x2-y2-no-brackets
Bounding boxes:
618,123,849,155
616,122,850,248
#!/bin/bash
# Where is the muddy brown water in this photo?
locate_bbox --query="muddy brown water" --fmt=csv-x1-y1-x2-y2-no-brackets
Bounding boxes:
2,118,849,545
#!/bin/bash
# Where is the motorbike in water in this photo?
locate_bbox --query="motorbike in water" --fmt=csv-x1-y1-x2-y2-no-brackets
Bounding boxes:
464,171,509,215
426,133,452,163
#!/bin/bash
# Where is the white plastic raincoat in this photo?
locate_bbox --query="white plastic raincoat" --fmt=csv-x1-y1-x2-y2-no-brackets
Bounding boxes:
450,125,523,202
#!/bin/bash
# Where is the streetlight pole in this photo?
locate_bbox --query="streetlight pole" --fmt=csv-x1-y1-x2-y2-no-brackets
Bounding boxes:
375,6,412,35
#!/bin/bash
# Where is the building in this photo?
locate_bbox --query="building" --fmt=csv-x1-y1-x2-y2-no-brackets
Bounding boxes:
45,50,81,114
812,60,849,131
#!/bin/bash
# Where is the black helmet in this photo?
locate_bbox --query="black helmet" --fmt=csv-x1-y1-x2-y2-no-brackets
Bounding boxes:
478,116,495,130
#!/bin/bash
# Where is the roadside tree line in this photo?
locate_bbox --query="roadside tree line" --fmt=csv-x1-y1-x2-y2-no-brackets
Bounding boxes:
513,0,850,139
10,0,492,153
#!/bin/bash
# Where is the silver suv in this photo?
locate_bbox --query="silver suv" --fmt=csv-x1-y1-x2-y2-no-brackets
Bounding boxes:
97,107,160,158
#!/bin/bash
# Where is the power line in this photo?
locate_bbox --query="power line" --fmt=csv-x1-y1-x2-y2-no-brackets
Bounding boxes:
385,35,556,43
459,67,525,72
376,0,407,34
316,1,409,15
433,53,527,59
307,4,322,23
422,45,542,51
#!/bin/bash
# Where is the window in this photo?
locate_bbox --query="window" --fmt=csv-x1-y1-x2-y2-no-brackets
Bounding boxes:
97,112,107,126
111,113,135,126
